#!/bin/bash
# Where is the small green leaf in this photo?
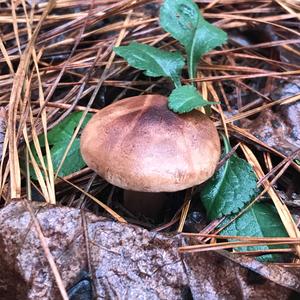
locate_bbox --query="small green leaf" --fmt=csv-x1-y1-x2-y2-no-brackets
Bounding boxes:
114,42,185,87
201,141,258,219
168,85,215,113
30,112,92,178
220,203,288,262
160,0,227,78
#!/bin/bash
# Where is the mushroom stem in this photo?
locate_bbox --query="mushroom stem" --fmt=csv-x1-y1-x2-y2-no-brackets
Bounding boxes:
123,191,169,220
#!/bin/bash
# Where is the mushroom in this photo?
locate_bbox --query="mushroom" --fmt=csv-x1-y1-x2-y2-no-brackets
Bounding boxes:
80,94,220,218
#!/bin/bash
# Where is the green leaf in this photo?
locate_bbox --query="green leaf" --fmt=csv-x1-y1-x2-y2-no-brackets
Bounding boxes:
220,203,288,262
168,85,215,113
201,140,258,219
30,112,92,178
160,0,227,78
114,42,185,87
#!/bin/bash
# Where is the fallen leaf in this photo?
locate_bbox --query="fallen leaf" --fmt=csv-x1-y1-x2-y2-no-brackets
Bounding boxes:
0,201,299,299
243,79,300,159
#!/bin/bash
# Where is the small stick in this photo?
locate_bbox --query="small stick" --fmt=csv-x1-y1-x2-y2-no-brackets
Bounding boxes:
23,199,69,300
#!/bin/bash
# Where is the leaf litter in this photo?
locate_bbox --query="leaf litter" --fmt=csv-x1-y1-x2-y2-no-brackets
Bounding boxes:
0,200,298,299
0,0,300,299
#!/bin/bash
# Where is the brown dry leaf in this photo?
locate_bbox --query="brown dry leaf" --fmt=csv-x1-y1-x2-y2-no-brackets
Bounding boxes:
242,79,300,159
0,201,299,300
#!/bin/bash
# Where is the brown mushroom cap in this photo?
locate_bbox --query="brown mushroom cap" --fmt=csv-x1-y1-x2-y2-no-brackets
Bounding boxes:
80,95,220,192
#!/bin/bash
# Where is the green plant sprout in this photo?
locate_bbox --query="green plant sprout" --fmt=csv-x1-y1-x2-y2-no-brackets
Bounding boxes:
114,0,227,113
